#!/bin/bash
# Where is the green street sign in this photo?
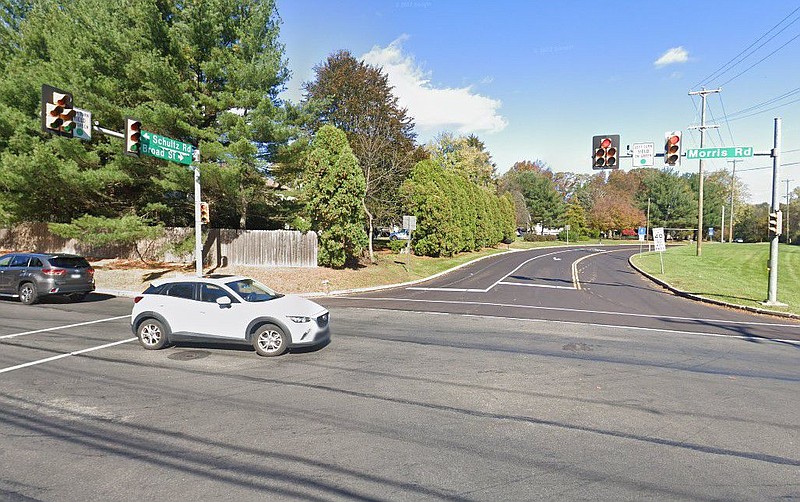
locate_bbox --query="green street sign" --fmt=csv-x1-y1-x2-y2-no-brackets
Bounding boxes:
685,146,753,160
140,130,195,165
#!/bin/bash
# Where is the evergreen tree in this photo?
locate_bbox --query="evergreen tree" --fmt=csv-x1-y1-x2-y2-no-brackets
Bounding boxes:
303,125,367,268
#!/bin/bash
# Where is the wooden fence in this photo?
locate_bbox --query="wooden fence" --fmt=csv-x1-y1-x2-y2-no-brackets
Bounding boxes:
0,223,318,268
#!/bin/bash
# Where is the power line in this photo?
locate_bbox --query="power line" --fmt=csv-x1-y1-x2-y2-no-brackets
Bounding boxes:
723,86,800,119
737,161,800,172
727,95,800,122
694,7,800,88
718,94,737,146
718,31,800,87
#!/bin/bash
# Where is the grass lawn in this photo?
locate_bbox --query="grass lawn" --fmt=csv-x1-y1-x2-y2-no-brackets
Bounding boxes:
630,242,800,315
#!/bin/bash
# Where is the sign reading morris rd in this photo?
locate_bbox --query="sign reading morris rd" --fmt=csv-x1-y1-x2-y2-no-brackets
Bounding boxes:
685,146,753,160
141,131,195,166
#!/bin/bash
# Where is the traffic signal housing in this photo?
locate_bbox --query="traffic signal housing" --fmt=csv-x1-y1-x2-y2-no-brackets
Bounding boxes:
769,211,782,235
125,117,141,156
592,135,620,169
664,131,682,166
41,84,75,137
200,202,210,225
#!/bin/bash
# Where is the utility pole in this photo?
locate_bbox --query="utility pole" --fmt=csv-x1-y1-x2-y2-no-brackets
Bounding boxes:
784,178,794,244
721,205,725,243
688,88,721,257
727,159,740,243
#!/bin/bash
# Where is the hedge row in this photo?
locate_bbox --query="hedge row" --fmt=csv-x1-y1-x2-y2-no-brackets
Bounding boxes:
402,159,516,257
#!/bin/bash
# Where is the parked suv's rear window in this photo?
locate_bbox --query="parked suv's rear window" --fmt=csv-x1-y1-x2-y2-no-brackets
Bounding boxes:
49,257,91,268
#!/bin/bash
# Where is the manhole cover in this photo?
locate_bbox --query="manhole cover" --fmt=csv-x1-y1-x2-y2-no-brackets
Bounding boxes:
168,350,211,361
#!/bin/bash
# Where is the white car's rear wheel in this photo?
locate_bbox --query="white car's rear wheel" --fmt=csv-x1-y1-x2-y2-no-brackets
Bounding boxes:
253,324,288,357
137,319,168,350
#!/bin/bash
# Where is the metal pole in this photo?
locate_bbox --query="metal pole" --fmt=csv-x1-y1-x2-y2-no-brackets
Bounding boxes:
721,205,725,243
766,117,783,305
728,160,739,243
646,197,651,252
688,88,721,257
784,178,793,244
193,150,202,277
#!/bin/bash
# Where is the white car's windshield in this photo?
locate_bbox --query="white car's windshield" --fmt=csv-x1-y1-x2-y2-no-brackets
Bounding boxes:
225,279,281,302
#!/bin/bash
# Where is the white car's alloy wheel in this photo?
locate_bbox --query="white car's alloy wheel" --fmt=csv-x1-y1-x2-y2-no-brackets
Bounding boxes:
253,324,288,357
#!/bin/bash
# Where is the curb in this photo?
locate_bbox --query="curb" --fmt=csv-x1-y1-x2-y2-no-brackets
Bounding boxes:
628,254,800,320
96,247,530,300
303,247,528,298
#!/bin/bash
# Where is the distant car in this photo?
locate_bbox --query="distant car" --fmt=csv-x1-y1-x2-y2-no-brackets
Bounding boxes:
734,238,744,243
131,275,330,357
0,252,95,305
389,229,410,241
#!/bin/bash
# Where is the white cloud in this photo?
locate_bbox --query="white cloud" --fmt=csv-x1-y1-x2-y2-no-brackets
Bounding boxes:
654,47,689,68
361,36,507,135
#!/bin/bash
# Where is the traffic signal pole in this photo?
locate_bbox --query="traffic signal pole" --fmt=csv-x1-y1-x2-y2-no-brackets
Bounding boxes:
765,117,784,306
688,88,720,257
193,149,203,277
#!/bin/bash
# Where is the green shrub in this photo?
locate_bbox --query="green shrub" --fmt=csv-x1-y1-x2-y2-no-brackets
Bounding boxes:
523,233,557,242
388,239,407,253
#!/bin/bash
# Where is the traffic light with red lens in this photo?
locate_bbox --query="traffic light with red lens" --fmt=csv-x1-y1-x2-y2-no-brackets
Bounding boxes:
664,131,682,166
592,134,620,169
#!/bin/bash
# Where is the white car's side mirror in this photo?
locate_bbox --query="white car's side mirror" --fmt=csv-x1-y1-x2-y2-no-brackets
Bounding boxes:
216,296,232,307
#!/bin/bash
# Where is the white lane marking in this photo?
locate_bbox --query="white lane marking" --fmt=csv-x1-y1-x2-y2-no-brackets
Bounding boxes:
572,249,617,290
0,315,130,340
342,307,800,347
0,338,137,374
486,248,579,292
497,282,575,290
406,287,487,292
341,297,800,329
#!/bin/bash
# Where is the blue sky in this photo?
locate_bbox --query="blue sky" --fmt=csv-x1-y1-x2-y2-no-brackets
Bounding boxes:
275,1,800,204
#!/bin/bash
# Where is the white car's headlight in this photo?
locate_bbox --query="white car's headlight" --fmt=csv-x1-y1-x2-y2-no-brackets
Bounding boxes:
288,316,311,323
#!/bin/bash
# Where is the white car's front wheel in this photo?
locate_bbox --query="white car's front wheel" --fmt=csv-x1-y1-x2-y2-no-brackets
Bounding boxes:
137,319,168,350
253,324,288,357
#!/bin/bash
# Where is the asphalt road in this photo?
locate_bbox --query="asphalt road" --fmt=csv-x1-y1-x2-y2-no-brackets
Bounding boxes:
1,246,798,501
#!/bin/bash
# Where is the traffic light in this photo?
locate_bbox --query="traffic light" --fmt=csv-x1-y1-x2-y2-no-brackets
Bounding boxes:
125,117,141,156
664,131,682,166
592,135,620,169
200,202,210,225
41,84,75,137
769,210,782,235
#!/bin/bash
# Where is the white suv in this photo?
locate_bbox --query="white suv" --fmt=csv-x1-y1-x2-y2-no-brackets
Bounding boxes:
130,275,330,357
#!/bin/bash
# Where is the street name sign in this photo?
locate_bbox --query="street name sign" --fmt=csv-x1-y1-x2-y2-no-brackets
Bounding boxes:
141,130,195,166
653,227,666,252
685,146,753,160
632,142,654,166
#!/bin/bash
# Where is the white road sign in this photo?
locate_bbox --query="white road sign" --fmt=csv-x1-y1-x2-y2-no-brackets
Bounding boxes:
403,215,416,231
632,142,654,167
73,108,92,141
653,227,666,252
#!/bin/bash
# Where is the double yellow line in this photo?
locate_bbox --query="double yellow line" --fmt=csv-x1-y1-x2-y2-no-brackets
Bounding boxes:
571,250,616,290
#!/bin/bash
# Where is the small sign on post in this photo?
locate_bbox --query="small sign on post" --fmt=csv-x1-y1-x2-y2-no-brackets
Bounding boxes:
653,227,666,274
402,215,416,231
72,108,92,141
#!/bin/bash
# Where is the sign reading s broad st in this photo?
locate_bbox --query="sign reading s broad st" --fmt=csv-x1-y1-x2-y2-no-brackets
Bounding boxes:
140,130,195,166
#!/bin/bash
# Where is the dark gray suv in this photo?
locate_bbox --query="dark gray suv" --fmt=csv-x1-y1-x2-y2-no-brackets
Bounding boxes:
0,253,95,305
